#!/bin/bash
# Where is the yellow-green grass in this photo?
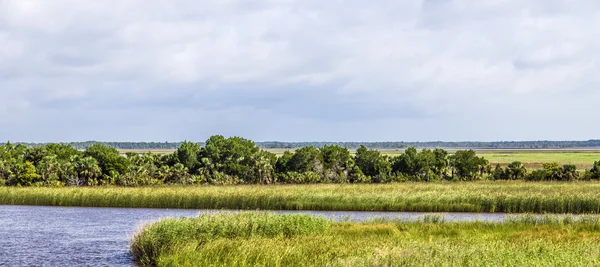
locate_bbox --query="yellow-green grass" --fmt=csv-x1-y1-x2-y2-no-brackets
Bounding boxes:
118,149,176,154
132,212,600,267
480,151,600,169
131,212,329,265
4,182,600,213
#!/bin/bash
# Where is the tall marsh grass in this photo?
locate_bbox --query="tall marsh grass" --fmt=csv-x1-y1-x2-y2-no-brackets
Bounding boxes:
132,212,600,266
3,182,600,213
131,212,328,265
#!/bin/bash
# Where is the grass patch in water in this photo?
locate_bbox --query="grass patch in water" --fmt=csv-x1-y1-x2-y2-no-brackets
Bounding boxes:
131,212,600,267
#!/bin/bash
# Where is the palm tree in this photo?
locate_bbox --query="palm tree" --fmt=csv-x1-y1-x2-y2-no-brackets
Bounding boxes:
254,152,274,184
506,161,527,180
76,156,101,186
38,155,59,183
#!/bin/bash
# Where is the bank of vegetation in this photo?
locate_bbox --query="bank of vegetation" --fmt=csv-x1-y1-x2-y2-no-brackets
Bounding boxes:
131,212,600,266
4,182,600,213
1,135,600,187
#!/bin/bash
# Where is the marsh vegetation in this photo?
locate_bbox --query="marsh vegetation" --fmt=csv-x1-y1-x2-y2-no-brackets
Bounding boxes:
3,182,600,213
2,135,600,187
131,212,600,266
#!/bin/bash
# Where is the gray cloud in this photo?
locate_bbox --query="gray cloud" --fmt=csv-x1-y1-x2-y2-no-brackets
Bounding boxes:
0,0,599,142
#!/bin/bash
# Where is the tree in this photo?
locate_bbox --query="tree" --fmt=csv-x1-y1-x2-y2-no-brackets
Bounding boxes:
392,147,419,176
75,156,101,186
37,155,60,184
175,141,201,172
491,164,506,180
392,148,439,181
590,161,600,179
542,163,562,181
355,145,391,181
506,161,526,180
448,150,487,180
560,164,578,181
84,143,129,180
13,161,40,186
432,148,449,179
287,146,323,174
276,151,294,174
44,143,81,161
253,150,276,184
199,135,261,182
320,145,352,182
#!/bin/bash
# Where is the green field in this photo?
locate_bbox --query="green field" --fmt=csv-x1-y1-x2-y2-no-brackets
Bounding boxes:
475,151,600,169
131,212,600,266
4,182,600,213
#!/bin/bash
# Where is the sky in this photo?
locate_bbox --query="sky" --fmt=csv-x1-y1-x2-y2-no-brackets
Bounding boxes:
0,0,599,142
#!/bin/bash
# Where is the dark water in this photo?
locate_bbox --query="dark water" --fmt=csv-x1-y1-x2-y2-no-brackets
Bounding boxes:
0,205,510,266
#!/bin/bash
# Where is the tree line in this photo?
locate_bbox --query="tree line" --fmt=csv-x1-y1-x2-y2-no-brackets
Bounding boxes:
7,140,600,150
1,135,600,187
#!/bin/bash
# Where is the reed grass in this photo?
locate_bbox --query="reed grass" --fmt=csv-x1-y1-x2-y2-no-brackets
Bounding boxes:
132,212,600,266
3,182,600,213
131,212,328,265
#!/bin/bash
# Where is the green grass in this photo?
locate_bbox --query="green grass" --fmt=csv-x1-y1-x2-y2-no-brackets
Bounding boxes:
131,212,328,265
131,212,600,267
3,182,600,213
480,152,600,169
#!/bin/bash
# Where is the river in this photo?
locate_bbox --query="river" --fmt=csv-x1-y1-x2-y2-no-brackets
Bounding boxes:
0,205,522,266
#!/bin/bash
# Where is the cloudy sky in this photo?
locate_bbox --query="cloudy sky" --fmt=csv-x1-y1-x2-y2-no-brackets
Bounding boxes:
0,0,598,142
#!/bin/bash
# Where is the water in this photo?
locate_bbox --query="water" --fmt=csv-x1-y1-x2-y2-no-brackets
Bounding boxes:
0,205,513,266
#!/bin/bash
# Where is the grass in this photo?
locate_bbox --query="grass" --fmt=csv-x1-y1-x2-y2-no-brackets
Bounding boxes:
480,151,600,169
131,212,600,266
131,212,328,265
3,182,600,213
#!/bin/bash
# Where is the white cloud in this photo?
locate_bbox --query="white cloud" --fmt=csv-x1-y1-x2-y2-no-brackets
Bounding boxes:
0,0,599,141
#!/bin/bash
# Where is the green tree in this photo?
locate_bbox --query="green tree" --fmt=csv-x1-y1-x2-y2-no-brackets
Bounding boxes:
287,146,323,174
75,156,102,186
175,141,201,172
276,151,294,174
37,155,60,184
542,163,562,181
506,161,527,180
392,147,420,176
320,145,352,182
432,148,449,179
491,164,506,180
252,150,276,184
199,135,260,182
590,161,600,179
355,145,391,181
13,161,40,186
448,150,487,180
560,164,578,181
84,143,129,180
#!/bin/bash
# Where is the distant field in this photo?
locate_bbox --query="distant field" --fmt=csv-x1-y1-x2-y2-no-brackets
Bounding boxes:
478,151,600,169
118,149,176,154
118,148,600,170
